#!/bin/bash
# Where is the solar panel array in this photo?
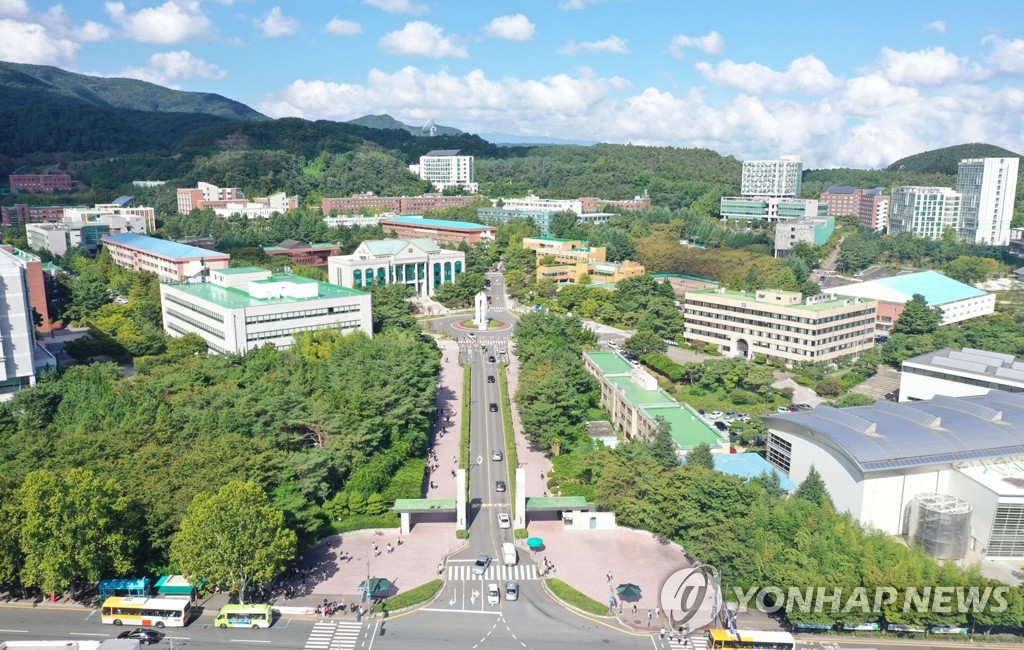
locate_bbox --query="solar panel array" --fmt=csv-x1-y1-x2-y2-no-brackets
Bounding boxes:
985,391,1024,407
929,395,1002,422
932,356,990,374
995,366,1024,382
962,348,1015,364
873,400,942,428
810,405,875,434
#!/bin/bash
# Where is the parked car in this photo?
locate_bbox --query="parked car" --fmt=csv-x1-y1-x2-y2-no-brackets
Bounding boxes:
497,512,511,528
737,413,750,421
505,581,519,601
485,279,492,288
697,409,705,415
724,411,738,419
787,405,801,412
495,480,506,492
472,554,491,575
487,583,500,605
492,449,503,461
489,403,498,412
777,406,791,413
709,411,724,419
118,629,164,645
795,403,813,411
714,421,729,432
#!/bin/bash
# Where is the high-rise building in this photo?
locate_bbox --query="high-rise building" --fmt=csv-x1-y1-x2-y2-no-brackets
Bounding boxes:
410,150,478,193
819,186,889,231
0,248,54,394
956,157,1019,246
888,187,962,240
740,155,802,197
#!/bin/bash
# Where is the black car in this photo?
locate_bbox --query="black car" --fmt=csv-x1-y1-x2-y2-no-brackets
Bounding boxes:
118,628,165,645
714,421,729,432
488,355,496,362
495,480,506,492
488,375,495,383
489,402,498,412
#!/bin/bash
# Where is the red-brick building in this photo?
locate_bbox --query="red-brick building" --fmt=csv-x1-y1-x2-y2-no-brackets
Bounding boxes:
819,186,890,231
263,240,341,267
579,195,651,213
380,216,496,246
1,204,66,227
9,167,73,193
321,193,478,216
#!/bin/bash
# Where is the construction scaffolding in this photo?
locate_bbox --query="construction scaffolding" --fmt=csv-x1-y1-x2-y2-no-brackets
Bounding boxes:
909,493,972,560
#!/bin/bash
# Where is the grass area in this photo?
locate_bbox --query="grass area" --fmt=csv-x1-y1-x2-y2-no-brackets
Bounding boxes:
671,386,788,415
458,319,507,330
330,513,400,535
377,579,443,614
545,578,610,616
498,361,518,518
460,363,471,470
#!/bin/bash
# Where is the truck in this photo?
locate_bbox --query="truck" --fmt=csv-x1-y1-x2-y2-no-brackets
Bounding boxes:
501,542,517,566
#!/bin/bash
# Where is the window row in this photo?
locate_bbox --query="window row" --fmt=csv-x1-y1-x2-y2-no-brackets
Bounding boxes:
167,309,225,339
246,320,361,342
164,293,224,322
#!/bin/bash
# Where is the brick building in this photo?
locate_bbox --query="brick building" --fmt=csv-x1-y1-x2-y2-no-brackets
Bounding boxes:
380,216,495,246
103,233,231,283
320,193,478,216
1,204,66,227
819,186,889,231
9,167,73,193
263,240,341,267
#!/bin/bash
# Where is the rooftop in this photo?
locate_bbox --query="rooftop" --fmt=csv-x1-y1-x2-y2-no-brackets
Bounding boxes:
358,238,443,256
104,232,229,260
903,347,1024,386
825,186,857,194
830,270,987,305
711,452,799,490
424,149,462,157
166,273,365,309
641,404,724,449
584,351,635,375
382,216,492,230
689,288,869,311
763,391,1024,475
607,375,676,407
957,460,1024,497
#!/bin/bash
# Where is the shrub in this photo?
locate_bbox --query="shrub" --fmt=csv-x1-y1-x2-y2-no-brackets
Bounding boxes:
332,513,399,534
640,354,685,383
728,388,759,405
378,579,443,614
778,386,795,400
815,376,844,397
793,376,817,388
754,353,768,364
364,493,387,516
546,578,610,616
514,528,529,539
456,529,470,539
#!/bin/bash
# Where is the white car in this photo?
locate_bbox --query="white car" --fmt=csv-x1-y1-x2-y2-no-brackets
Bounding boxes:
497,513,511,528
709,411,724,420
487,583,500,605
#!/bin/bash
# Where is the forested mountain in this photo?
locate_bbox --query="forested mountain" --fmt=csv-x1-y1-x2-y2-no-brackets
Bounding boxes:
887,142,1020,174
348,114,463,137
0,61,264,119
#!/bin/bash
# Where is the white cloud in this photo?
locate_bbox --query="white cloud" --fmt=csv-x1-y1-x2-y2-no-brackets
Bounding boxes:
922,20,947,34
981,35,1024,75
0,18,78,64
667,31,724,58
256,6,299,38
484,14,534,41
696,54,841,94
0,0,29,18
116,51,227,87
326,17,362,36
378,22,467,58
559,0,602,9
364,0,427,15
558,36,629,55
105,0,211,44
876,46,975,86
41,5,112,42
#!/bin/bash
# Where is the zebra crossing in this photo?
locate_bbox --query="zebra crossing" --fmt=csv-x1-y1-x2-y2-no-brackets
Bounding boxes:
664,633,706,650
304,619,363,650
447,563,538,581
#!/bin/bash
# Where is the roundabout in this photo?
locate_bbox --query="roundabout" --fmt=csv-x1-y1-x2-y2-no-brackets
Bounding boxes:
451,318,513,332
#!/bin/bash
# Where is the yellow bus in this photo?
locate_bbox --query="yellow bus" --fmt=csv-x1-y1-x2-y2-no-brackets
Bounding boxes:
707,629,796,650
214,603,274,629
100,596,191,628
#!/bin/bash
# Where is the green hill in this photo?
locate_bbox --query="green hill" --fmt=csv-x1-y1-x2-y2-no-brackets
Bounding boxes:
887,143,1020,174
0,61,265,120
348,114,463,137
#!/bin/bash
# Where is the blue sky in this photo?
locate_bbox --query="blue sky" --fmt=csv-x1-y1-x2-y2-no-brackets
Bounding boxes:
1,0,1023,167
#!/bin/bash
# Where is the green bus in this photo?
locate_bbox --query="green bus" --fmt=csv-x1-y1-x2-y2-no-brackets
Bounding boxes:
214,603,273,629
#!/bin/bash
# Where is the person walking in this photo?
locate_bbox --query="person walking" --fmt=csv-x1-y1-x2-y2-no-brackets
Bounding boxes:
632,603,637,615
606,570,612,583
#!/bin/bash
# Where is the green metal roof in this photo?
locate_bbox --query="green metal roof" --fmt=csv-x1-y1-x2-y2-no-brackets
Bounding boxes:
361,238,441,256
641,404,724,449
219,266,267,275
585,351,634,375
607,375,676,407
167,273,366,309
384,216,491,230
393,498,457,512
525,496,588,511
691,288,865,311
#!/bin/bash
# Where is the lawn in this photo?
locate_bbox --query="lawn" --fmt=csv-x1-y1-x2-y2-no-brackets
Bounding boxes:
377,579,443,614
671,386,789,415
546,578,610,616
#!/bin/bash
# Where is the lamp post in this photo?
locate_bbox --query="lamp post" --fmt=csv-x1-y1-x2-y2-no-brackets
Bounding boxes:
358,548,371,621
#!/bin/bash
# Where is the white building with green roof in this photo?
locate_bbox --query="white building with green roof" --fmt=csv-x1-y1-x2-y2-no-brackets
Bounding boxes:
160,267,371,355
328,238,465,297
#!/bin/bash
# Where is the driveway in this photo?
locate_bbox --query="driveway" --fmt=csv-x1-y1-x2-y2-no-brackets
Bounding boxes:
771,377,824,407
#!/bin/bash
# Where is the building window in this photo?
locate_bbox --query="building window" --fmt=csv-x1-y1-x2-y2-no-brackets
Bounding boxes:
988,504,1024,557
766,432,792,475
353,269,362,287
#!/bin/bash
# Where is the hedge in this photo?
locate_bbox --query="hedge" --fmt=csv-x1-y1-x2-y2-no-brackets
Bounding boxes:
498,361,518,517
460,363,471,469
377,579,443,614
640,354,686,383
546,578,610,616
331,513,400,534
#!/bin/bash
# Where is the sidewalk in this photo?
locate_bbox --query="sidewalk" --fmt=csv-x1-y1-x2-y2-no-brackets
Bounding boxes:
505,349,552,496
424,339,463,500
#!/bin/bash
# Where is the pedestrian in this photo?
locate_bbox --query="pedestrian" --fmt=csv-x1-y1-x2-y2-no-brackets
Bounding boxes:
660,627,666,640
632,603,637,615
452,455,457,464
606,570,612,582
438,562,444,575
373,542,379,556
647,611,653,625
386,543,393,555
397,536,402,546
322,569,327,581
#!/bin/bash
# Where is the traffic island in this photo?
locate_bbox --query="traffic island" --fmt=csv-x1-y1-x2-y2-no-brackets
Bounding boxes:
452,319,512,331
544,578,616,617
375,579,444,616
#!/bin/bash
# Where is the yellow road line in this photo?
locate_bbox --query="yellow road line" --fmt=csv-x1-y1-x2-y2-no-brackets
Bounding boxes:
541,581,648,637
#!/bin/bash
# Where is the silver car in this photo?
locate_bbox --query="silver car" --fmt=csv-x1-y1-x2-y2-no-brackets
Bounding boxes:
472,554,491,575
505,581,519,601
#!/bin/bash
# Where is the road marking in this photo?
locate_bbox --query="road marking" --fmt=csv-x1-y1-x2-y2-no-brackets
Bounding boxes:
367,621,379,650
69,632,109,637
232,640,271,644
83,609,97,620
448,564,539,581
0,629,28,634
421,607,502,615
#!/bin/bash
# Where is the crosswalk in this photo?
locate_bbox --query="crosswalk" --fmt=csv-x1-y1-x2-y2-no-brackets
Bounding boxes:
447,564,538,581
304,620,363,650
663,633,706,650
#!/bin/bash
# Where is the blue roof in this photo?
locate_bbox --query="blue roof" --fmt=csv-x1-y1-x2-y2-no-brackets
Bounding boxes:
425,149,461,156
872,270,987,303
111,196,134,207
713,453,798,490
383,216,491,230
867,187,885,195
103,232,229,260
826,186,857,194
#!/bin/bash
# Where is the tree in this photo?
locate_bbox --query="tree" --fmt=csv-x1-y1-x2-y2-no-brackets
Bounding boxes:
0,478,23,587
892,294,943,335
18,468,139,597
685,443,715,471
366,283,417,332
549,210,580,239
171,481,297,604
794,466,834,509
65,272,112,322
649,417,678,469
624,330,667,357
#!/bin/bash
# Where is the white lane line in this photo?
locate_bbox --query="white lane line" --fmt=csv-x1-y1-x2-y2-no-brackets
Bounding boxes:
69,632,109,637
367,621,380,650
420,608,502,615
232,640,271,644
0,630,28,634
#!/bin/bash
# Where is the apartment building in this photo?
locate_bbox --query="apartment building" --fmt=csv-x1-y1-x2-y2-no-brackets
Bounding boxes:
380,215,496,246
103,233,231,282
320,193,478,216
161,267,372,355
819,186,889,231
889,187,962,240
410,150,478,193
773,216,835,257
177,182,243,214
522,237,607,264
9,167,73,193
328,238,465,298
0,204,65,227
683,288,877,363
741,156,803,197
956,157,1019,246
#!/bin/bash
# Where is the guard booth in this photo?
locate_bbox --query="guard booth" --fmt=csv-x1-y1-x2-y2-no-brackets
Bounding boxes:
155,575,200,605
98,577,152,601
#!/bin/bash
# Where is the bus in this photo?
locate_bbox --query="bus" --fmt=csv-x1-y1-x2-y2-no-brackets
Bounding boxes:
100,596,191,628
214,603,273,629
707,629,796,650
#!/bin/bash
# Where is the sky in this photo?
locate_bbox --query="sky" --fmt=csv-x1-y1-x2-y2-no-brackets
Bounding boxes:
1,0,1023,168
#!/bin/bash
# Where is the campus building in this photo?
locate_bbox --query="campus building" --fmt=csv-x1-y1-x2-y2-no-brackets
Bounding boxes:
741,156,803,197
522,237,607,264
0,204,66,227
0,246,50,331
27,222,110,257
889,187,962,240
720,196,827,222
380,215,496,246
64,196,156,232
495,193,651,216
537,260,646,286
263,240,341,268
320,193,479,216
773,216,834,257
819,186,889,231
328,238,465,298
0,248,56,394
956,157,1019,246
177,182,243,214
682,288,877,363
410,150,478,193
583,350,724,451
899,348,1024,401
477,207,614,236
160,267,372,355
103,233,231,283
9,166,73,193
828,270,994,334
763,391,1024,560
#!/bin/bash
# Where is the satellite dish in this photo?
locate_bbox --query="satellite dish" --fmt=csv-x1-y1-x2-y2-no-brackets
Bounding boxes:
421,118,437,137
